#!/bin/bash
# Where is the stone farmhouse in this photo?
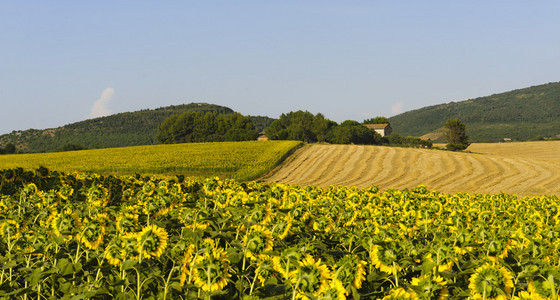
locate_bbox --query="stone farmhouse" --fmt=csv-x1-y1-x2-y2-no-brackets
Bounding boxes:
363,123,392,137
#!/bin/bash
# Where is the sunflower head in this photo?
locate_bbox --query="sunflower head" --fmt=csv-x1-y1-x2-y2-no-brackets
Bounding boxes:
468,262,514,300
527,269,560,300
315,278,347,300
380,288,420,300
105,236,126,266
0,219,21,240
77,217,106,250
51,208,82,239
370,243,402,275
137,224,168,259
2,169,17,182
121,232,140,260
244,225,274,260
334,254,367,290
291,254,332,299
410,274,447,298
190,243,231,292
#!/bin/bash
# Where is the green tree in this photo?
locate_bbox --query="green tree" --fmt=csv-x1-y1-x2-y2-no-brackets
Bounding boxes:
363,116,390,125
444,118,470,151
156,111,258,144
265,111,335,143
3,143,16,154
327,120,383,145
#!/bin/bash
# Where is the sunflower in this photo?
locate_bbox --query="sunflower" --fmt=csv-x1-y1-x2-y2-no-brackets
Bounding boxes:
142,180,157,196
290,254,332,299
484,239,512,260
2,169,16,182
137,224,168,259
313,217,335,233
273,215,293,240
243,225,274,260
121,232,141,261
424,253,454,273
0,219,21,240
334,254,367,290
190,244,231,292
104,236,126,266
468,262,514,300
253,254,276,287
370,244,402,275
247,206,274,226
513,291,534,300
410,274,448,299
380,288,420,300
77,217,106,250
86,184,109,207
179,244,197,286
51,208,82,240
273,247,306,279
527,276,558,300
116,212,139,234
57,184,74,201
316,278,347,300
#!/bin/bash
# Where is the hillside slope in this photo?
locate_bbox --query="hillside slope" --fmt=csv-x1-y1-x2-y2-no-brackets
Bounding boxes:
389,82,560,142
261,142,560,196
0,103,275,153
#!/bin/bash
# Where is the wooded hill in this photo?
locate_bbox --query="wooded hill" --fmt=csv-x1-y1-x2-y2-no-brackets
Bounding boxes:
389,82,560,142
0,103,275,153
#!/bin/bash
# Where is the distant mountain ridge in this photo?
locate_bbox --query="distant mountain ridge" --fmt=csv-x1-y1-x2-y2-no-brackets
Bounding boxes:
389,82,560,142
0,103,275,153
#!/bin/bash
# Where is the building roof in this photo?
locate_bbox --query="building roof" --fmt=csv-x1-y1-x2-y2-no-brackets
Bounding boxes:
363,123,390,129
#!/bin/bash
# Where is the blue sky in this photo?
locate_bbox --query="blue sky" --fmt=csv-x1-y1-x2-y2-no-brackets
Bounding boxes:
1,1,559,135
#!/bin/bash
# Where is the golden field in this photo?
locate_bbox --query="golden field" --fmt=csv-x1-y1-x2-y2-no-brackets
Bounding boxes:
262,141,560,196
0,140,301,181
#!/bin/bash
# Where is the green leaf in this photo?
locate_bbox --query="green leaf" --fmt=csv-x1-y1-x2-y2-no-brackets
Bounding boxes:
122,259,138,271
170,282,183,291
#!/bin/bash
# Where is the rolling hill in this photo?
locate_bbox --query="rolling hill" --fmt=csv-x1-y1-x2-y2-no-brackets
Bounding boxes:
0,103,275,153
389,81,560,142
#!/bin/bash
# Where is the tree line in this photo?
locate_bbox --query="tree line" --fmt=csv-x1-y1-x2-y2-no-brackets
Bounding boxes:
264,111,434,148
156,110,451,149
157,111,258,143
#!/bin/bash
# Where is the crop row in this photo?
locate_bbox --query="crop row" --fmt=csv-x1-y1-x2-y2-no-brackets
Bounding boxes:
0,168,559,299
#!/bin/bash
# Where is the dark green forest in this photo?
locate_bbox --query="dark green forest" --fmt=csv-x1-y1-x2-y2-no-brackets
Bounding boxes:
0,103,274,153
389,82,560,142
157,111,258,143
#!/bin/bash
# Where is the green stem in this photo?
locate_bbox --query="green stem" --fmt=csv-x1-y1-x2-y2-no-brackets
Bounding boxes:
162,265,176,300
249,267,261,295
549,274,557,300
393,262,399,288
206,264,212,300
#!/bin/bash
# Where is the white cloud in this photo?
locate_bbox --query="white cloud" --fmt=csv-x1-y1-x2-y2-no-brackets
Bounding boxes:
391,102,404,115
88,88,114,119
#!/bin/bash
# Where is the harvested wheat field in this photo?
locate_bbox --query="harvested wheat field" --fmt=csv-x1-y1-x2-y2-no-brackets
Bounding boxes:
261,141,560,196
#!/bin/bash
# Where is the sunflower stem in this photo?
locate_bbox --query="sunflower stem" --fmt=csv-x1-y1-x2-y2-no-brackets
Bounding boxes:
163,265,176,300
249,266,261,295
424,210,428,234
393,262,399,287
549,274,557,300
206,264,212,300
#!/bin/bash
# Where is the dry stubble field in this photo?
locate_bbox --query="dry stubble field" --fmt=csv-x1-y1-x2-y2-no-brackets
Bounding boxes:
262,141,560,196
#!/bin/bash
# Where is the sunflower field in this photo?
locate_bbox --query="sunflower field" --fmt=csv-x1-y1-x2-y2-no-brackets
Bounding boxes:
0,141,302,181
1,168,560,299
